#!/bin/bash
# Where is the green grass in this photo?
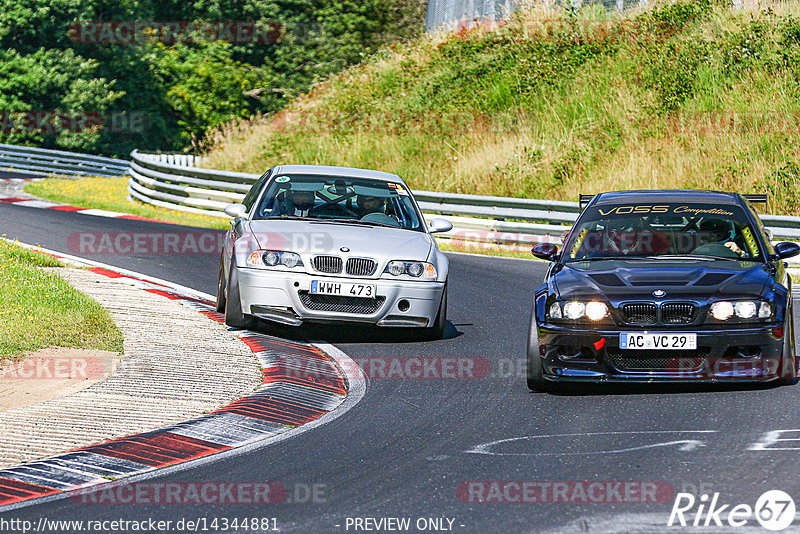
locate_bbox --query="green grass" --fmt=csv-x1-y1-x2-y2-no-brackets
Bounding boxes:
0,239,124,360
202,0,800,216
25,176,230,230
435,239,538,260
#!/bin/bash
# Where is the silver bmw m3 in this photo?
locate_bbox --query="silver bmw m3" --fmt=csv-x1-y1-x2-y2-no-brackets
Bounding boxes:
216,165,453,339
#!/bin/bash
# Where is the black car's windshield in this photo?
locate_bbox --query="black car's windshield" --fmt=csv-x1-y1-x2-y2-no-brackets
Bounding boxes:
563,202,764,262
253,175,424,231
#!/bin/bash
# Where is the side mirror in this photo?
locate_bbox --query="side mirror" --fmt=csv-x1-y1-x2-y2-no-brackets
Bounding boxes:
428,218,453,234
774,241,800,260
224,203,248,219
531,242,559,261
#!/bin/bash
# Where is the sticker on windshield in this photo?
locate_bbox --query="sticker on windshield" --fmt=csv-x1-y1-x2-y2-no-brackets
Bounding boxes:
275,176,290,183
390,183,409,195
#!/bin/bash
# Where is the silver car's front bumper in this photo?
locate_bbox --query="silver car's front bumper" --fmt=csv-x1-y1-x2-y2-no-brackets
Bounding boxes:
237,267,445,327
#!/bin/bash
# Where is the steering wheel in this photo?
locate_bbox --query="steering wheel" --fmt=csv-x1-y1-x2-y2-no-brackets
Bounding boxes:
607,221,642,255
309,203,359,218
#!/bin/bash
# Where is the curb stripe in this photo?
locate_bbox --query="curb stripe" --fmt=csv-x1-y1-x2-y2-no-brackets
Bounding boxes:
0,196,180,225
0,258,352,510
0,479,58,504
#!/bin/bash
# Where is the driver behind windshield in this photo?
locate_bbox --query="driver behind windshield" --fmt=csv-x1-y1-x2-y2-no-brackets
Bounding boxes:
356,194,385,217
279,184,318,216
694,218,746,257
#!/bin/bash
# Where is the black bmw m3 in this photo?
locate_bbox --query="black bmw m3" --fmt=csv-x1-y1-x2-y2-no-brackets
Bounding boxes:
527,190,800,391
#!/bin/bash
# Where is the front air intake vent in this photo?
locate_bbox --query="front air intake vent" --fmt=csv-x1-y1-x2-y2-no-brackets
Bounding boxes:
589,274,626,287
694,273,733,286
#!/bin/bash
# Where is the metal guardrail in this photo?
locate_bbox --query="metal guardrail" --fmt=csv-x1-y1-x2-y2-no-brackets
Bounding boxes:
0,144,130,178
128,150,800,243
425,0,757,32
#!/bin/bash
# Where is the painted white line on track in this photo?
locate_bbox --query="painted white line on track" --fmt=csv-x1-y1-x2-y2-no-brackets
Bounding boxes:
466,431,720,456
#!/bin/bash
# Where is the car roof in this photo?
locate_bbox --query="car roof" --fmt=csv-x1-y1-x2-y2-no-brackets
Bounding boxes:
271,165,402,183
591,190,741,206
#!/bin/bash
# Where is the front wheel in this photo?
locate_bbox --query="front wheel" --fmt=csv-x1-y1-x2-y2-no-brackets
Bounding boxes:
526,306,553,392
216,257,226,313
417,285,447,341
224,260,256,329
778,309,797,386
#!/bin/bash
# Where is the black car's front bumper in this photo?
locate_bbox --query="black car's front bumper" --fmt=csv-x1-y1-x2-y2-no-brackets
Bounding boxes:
536,323,789,383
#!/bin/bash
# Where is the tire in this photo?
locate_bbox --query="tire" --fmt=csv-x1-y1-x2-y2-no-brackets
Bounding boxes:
526,306,553,392
224,260,256,329
778,310,797,386
418,285,447,341
216,257,226,313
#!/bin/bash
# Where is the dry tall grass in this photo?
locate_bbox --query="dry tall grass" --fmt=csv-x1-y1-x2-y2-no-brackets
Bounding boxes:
202,0,800,215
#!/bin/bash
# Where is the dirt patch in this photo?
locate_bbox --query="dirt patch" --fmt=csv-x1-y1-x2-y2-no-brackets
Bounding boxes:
0,347,122,411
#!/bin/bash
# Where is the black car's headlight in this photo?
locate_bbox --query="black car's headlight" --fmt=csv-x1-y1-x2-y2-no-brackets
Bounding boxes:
708,300,772,322
384,261,437,280
548,300,610,322
247,250,304,269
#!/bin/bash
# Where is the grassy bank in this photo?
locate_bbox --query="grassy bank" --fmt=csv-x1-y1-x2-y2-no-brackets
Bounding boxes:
26,177,230,230
0,240,123,359
203,0,800,216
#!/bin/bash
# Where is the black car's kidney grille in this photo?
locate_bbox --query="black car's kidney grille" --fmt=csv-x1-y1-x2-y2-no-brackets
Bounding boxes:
622,303,657,325
313,255,342,274
298,291,385,314
661,303,696,324
346,257,377,276
608,348,709,372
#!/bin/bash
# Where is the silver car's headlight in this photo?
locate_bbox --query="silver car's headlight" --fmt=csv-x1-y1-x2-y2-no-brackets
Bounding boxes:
384,261,437,280
247,250,304,269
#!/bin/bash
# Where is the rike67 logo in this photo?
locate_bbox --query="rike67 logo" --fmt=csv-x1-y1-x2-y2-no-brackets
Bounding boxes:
669,490,796,531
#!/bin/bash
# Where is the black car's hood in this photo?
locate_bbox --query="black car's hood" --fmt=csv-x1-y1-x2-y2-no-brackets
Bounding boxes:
553,259,772,301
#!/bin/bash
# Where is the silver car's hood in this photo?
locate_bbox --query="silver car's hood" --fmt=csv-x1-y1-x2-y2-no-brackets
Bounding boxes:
247,220,434,261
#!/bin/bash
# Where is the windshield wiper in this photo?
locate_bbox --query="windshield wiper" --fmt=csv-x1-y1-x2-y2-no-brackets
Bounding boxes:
322,218,397,228
270,215,317,221
647,254,743,262
567,256,656,262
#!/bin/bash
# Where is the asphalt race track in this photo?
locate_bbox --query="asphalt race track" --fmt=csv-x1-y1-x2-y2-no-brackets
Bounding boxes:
2,200,800,533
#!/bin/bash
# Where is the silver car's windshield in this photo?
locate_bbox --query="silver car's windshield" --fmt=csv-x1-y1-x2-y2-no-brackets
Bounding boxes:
253,175,424,231
563,202,764,262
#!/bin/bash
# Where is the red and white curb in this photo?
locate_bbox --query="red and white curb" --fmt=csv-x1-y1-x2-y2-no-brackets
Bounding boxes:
0,195,173,224
0,242,365,511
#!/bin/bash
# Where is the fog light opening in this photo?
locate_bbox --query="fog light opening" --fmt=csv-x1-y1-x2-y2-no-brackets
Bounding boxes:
397,299,410,312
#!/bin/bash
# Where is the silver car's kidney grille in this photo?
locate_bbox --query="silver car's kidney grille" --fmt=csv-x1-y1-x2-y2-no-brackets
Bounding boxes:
298,291,385,314
313,255,342,274
622,303,657,325
661,303,696,324
346,258,376,276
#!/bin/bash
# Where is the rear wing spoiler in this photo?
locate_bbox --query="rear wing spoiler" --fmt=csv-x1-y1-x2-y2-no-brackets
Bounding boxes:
743,194,767,210
578,194,595,209
578,193,768,210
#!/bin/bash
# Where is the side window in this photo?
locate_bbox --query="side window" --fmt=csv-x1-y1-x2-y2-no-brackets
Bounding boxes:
242,171,271,211
743,198,775,256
